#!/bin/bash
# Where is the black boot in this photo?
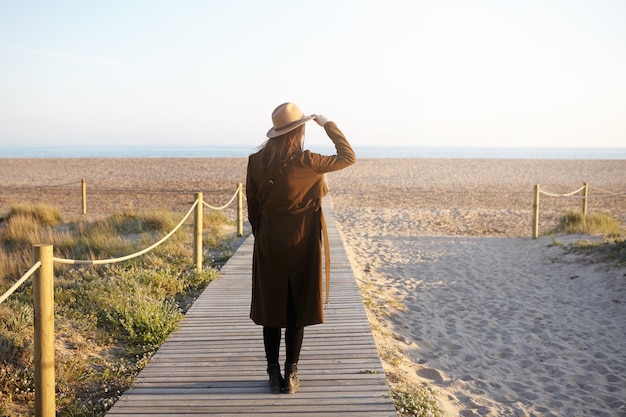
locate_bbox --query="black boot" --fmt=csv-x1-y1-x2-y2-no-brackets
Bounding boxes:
267,363,283,394
282,362,299,394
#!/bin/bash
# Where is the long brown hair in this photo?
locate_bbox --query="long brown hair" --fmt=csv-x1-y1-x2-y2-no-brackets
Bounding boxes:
258,125,304,171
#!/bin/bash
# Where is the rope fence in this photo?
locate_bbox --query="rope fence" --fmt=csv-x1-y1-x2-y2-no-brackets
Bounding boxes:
0,261,41,305
0,183,244,417
79,178,243,215
0,180,240,220
53,200,199,266
203,185,240,210
532,182,626,238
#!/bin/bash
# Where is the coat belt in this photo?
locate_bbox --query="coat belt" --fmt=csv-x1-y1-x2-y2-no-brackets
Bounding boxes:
320,209,331,305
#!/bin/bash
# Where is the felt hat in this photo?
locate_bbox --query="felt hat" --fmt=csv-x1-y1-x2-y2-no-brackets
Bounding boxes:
266,102,314,138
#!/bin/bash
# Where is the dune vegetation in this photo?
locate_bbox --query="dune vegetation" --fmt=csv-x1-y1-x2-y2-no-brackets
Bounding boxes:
0,204,240,416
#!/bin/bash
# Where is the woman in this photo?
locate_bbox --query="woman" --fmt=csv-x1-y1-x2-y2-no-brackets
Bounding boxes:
246,102,356,394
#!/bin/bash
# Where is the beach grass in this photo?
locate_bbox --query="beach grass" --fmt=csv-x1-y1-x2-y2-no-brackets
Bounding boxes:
563,238,626,268
554,210,622,237
550,211,626,267
0,204,237,416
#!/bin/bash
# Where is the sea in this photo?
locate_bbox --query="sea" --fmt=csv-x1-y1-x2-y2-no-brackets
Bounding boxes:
1,146,625,160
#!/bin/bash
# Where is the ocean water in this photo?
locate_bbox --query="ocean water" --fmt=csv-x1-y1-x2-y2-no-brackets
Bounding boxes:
1,145,625,159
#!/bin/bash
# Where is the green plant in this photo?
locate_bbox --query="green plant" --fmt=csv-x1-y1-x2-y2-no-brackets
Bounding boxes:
563,238,626,268
391,385,445,417
0,301,34,370
379,343,404,367
358,279,406,318
600,239,626,266
202,210,235,247
550,211,625,267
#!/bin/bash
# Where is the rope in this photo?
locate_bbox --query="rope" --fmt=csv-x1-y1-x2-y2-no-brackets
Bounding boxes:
593,191,626,198
587,185,626,198
203,185,240,210
0,261,42,305
86,188,232,195
38,182,79,189
0,181,80,190
0,185,234,194
539,185,586,198
53,200,199,265
539,186,626,199
590,185,616,194
562,192,626,199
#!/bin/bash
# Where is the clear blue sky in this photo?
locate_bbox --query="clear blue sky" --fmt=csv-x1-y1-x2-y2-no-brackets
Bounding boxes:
1,1,625,148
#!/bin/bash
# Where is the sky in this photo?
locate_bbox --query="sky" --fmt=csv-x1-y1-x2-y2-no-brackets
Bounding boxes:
1,0,625,149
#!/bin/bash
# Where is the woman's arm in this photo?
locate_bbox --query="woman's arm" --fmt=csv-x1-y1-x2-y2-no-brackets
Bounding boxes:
305,119,356,173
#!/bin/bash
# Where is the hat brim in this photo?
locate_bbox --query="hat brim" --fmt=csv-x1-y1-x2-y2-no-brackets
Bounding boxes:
266,115,314,138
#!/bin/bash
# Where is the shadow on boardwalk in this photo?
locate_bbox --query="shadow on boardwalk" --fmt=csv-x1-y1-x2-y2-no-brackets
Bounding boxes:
106,200,396,416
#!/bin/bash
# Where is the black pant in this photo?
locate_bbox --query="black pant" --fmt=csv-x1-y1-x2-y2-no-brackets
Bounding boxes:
263,326,303,364
263,282,304,364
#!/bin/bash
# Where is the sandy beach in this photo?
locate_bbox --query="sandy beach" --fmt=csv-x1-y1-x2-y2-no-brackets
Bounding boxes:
330,159,626,416
1,157,625,416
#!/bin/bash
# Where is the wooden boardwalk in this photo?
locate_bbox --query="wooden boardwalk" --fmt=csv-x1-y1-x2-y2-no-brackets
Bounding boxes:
107,201,396,416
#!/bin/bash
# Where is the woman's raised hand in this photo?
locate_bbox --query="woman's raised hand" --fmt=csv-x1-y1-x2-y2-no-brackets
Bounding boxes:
312,114,331,126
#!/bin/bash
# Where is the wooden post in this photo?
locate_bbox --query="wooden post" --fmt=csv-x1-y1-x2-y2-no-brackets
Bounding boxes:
194,193,203,272
237,183,243,237
532,184,540,239
81,178,87,215
582,182,588,216
33,244,55,417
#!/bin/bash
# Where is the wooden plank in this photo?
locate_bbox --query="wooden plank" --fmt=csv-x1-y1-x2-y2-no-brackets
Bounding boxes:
106,199,396,416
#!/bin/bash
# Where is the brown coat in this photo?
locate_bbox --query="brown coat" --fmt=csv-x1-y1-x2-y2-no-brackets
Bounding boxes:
246,122,356,327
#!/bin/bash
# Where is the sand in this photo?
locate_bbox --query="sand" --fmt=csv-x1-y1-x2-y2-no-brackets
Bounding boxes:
328,159,626,417
2,157,625,416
